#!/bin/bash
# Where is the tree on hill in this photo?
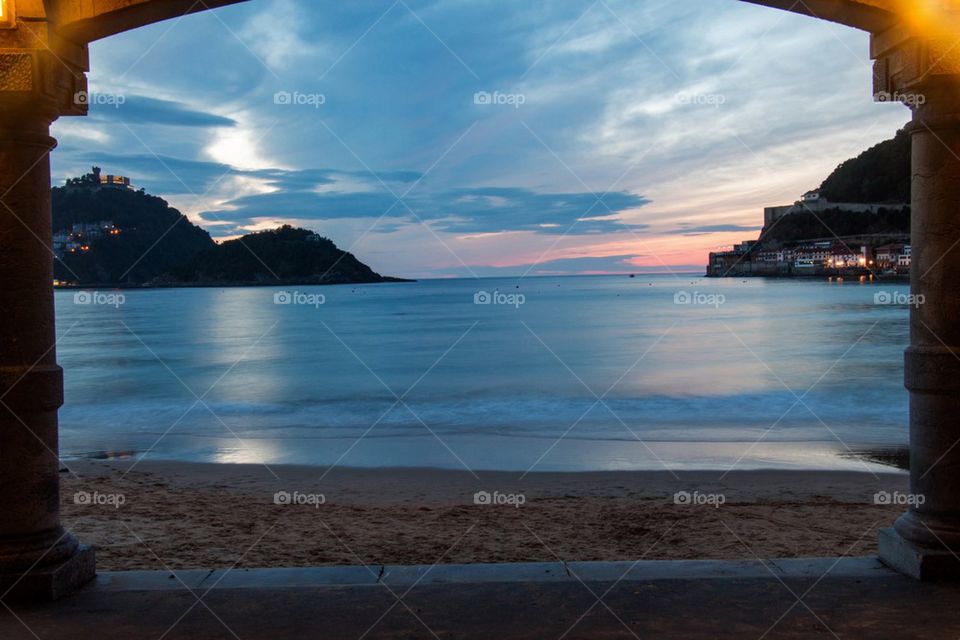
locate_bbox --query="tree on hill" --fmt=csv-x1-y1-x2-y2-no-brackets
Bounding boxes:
759,207,910,247
818,128,911,204
53,181,214,284
178,225,388,284
52,171,401,286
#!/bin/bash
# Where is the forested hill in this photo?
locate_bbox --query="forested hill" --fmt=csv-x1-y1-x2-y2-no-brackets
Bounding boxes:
177,226,399,285
52,170,405,286
817,128,911,204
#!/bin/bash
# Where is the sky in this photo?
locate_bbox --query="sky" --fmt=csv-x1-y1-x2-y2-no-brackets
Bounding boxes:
51,0,911,279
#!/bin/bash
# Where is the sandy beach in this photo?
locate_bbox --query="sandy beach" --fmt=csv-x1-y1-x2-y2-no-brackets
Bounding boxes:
60,460,908,571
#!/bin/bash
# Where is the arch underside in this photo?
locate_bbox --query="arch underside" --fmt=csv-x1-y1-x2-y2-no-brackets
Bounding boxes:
50,0,899,45
56,0,250,43
739,0,897,32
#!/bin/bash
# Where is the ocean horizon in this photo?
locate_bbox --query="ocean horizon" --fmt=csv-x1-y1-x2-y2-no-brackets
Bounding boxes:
57,274,910,473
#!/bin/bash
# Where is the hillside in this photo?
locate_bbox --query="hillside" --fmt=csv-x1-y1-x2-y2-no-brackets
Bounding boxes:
818,128,911,204
54,178,214,284
176,225,396,285
753,129,912,249
759,207,910,247
53,169,405,287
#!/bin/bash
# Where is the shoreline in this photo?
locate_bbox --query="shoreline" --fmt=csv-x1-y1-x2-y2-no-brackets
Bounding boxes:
53,277,416,291
59,438,910,474
62,460,909,571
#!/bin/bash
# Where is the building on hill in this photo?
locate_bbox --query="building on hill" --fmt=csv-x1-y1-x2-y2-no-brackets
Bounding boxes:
64,166,134,191
99,174,132,189
763,189,904,226
52,221,119,258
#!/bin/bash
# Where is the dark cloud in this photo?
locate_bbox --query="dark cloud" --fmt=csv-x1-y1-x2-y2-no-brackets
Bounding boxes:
67,153,422,197
673,224,763,235
92,96,237,128
198,183,650,236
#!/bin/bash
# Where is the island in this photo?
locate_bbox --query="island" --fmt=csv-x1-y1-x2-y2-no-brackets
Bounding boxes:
52,168,411,287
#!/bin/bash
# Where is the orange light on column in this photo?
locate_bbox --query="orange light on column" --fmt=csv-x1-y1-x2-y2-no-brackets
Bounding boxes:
0,0,13,28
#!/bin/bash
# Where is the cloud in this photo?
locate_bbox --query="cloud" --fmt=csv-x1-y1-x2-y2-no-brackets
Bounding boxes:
50,0,911,278
469,253,701,277
199,183,650,236
672,224,764,235
93,96,237,128
60,152,422,198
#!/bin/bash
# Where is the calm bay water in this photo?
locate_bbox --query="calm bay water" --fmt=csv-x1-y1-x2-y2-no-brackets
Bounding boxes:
55,275,910,472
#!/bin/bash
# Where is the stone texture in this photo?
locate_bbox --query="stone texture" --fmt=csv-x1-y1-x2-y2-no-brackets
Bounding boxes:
879,528,960,581
3,558,960,639
0,546,95,602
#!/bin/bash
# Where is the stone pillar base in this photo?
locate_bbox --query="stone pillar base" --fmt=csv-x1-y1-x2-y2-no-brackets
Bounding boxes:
879,528,960,581
0,545,95,602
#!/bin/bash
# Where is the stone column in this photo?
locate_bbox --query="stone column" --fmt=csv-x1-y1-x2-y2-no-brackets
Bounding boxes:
0,100,95,600
879,81,960,580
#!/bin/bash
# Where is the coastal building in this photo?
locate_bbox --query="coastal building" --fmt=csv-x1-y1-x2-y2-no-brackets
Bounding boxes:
52,221,119,258
793,242,832,266
709,240,882,277
899,245,912,268
829,244,869,268
875,243,912,271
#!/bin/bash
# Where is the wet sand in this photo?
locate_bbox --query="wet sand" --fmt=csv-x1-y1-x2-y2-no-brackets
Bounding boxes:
61,460,909,571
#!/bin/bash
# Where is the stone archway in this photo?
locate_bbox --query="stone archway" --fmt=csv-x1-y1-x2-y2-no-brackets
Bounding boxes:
0,0,957,600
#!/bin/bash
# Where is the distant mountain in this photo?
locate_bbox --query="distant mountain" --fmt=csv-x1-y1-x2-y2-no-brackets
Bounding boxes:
175,225,402,285
53,172,214,284
53,169,406,287
818,128,911,204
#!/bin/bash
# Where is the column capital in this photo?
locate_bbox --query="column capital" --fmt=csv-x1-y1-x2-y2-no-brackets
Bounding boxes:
870,7,960,105
0,2,89,121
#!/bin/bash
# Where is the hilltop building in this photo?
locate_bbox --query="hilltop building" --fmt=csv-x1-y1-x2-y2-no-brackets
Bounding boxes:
763,190,899,226
64,166,134,191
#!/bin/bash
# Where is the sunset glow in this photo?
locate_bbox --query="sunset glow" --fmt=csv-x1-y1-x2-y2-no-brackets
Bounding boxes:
51,0,910,279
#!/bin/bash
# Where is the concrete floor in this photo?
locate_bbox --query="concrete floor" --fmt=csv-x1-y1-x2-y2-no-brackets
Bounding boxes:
2,557,958,639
